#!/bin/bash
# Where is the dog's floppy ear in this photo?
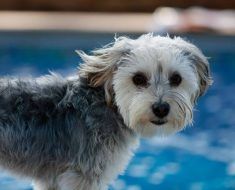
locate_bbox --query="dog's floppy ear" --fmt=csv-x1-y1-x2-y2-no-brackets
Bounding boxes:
191,54,212,97
177,39,213,97
76,36,132,105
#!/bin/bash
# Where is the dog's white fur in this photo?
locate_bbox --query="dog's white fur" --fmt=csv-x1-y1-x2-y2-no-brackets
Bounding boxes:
79,34,212,137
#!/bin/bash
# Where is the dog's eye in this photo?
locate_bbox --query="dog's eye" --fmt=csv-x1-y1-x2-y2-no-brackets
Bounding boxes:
132,73,148,87
169,73,182,86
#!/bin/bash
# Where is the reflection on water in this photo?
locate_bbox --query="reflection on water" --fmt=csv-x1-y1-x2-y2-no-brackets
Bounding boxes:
0,33,235,190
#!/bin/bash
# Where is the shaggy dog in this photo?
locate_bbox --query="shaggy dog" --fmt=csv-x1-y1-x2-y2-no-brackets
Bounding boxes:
0,34,212,190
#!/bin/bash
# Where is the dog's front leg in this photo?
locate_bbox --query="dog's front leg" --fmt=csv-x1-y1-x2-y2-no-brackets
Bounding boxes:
33,180,56,190
57,170,107,190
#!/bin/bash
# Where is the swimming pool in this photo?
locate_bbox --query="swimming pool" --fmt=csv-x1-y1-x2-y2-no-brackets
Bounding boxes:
0,32,235,190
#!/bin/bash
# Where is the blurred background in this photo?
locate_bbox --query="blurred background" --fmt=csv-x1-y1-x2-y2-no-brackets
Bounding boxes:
0,1,235,190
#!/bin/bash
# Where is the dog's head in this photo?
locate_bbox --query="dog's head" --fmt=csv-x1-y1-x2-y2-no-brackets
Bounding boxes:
77,34,212,137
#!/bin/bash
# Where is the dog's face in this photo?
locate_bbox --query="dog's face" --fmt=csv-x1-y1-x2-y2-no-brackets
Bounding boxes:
78,34,212,137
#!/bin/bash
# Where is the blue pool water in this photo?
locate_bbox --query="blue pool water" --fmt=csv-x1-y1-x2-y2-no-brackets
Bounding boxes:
0,32,235,190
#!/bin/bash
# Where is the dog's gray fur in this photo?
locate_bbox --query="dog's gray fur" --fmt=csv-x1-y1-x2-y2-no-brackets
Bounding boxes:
0,75,137,189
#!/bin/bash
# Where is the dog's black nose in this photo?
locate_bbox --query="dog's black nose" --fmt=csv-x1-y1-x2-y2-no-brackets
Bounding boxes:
152,102,170,118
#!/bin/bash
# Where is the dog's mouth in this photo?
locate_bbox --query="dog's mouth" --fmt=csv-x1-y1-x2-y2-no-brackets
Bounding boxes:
151,120,167,125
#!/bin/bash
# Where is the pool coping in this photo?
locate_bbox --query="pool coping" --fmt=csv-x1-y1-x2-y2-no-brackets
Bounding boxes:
0,11,152,33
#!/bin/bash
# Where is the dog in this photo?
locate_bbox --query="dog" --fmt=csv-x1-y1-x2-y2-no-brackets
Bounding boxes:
0,34,212,190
